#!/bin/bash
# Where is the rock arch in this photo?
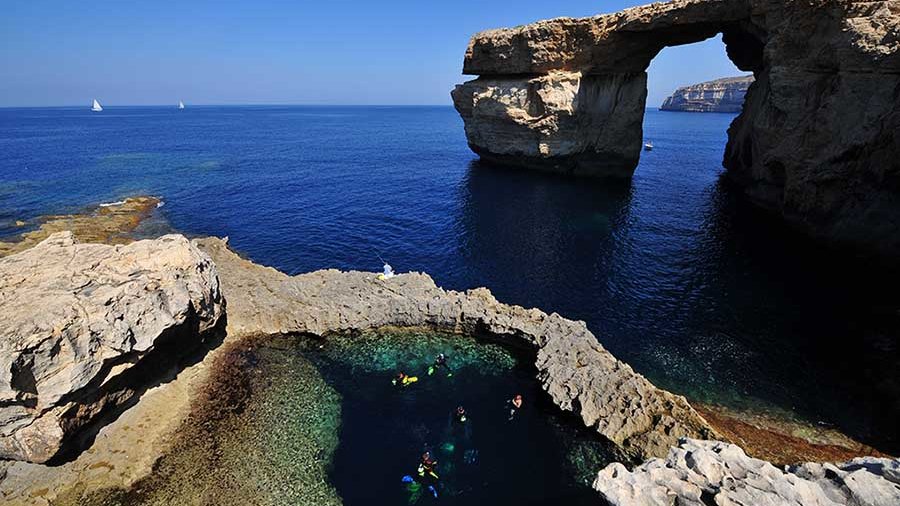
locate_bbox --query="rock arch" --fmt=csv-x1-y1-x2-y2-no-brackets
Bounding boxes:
452,0,900,255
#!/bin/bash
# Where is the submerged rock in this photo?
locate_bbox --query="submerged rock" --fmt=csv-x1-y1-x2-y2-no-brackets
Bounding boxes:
593,438,900,506
0,232,224,463
660,75,753,112
0,196,161,258
194,236,716,461
452,0,900,255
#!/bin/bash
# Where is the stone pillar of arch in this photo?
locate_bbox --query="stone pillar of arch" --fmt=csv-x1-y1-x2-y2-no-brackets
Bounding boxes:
451,0,900,255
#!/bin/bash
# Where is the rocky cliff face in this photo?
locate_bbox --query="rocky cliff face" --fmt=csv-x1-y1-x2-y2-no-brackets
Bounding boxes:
452,0,900,255
594,439,900,506
0,232,224,463
660,75,753,112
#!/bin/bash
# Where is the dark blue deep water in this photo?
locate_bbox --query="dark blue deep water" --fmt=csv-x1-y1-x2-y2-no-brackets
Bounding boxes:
1,106,898,455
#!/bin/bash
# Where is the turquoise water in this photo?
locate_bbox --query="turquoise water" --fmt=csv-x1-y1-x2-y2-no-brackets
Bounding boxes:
82,332,608,506
0,106,897,452
311,332,607,505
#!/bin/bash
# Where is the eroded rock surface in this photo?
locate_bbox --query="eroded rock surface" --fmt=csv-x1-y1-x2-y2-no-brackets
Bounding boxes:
660,75,753,112
452,0,900,254
0,197,161,258
194,236,716,461
0,232,223,463
594,438,900,506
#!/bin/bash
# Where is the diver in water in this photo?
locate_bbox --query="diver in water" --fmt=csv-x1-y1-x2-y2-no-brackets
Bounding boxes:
507,393,524,421
428,353,452,377
392,372,418,387
454,405,468,424
418,451,439,480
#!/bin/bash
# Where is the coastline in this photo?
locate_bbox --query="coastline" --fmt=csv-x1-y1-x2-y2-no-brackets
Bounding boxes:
0,197,161,257
0,197,894,505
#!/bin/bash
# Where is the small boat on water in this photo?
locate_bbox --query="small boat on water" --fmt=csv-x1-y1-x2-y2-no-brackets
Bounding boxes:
644,140,653,151
178,100,185,110
91,99,103,112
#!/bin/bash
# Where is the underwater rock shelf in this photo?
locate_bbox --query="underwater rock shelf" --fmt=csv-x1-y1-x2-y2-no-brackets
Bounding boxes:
175,330,610,506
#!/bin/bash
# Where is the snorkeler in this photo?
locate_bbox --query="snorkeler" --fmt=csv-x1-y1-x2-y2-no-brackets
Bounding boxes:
507,393,523,420
418,451,439,480
392,372,418,387
428,353,452,377
454,405,468,423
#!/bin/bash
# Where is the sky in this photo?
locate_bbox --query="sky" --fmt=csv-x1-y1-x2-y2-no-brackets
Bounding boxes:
0,0,743,107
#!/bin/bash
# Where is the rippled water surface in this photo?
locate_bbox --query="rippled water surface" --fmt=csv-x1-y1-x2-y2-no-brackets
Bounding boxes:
1,105,897,452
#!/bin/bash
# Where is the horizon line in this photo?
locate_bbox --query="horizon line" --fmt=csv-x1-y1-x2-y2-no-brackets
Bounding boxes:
0,103,457,109
1,104,674,110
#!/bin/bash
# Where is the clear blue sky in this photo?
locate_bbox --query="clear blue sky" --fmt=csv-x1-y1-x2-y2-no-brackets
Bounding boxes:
0,0,742,107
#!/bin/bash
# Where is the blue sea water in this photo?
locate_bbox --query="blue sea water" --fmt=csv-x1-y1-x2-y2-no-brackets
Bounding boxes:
0,105,897,453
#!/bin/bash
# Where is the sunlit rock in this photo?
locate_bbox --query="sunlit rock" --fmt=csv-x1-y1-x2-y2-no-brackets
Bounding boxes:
452,0,900,254
0,232,224,463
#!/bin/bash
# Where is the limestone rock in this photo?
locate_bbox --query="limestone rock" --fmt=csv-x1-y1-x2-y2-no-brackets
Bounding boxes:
593,438,900,506
660,75,753,112
451,71,647,176
452,0,900,255
0,232,224,463
194,236,716,461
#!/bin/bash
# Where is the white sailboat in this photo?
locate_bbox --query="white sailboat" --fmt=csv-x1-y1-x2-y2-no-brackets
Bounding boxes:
177,100,185,110
91,99,103,112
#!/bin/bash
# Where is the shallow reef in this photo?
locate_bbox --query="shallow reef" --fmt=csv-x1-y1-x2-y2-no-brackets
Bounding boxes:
0,196,160,257
69,329,611,506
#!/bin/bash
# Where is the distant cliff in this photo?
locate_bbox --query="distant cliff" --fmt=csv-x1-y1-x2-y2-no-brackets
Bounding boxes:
659,76,753,112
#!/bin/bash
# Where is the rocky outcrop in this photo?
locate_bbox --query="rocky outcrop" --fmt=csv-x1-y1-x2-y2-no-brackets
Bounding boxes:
660,75,753,112
0,232,892,503
451,72,647,177
594,438,900,506
0,196,161,258
452,0,900,255
194,237,716,461
0,232,223,463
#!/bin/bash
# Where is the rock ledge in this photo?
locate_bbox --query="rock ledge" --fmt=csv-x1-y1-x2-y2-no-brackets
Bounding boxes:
594,438,900,506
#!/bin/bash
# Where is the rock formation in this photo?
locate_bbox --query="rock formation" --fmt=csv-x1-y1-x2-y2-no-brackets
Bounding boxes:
193,237,716,461
594,438,900,506
660,75,753,112
452,0,900,255
0,231,894,504
0,196,161,258
0,232,223,463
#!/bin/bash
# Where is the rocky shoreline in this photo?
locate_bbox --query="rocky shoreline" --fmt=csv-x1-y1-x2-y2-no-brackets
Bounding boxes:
0,200,897,504
0,196,160,257
594,439,900,506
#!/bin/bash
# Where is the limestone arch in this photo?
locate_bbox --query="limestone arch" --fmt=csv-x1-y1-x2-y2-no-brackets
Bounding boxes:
452,0,900,254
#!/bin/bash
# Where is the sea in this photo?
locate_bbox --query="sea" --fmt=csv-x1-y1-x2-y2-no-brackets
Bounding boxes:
1,105,897,456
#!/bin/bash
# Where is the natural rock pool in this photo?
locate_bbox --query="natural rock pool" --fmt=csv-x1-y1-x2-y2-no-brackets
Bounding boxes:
83,330,610,505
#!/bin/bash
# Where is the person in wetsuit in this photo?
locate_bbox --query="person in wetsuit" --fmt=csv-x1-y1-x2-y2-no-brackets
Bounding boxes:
429,353,452,376
507,393,523,421
392,372,417,387
454,405,467,424
418,451,439,480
